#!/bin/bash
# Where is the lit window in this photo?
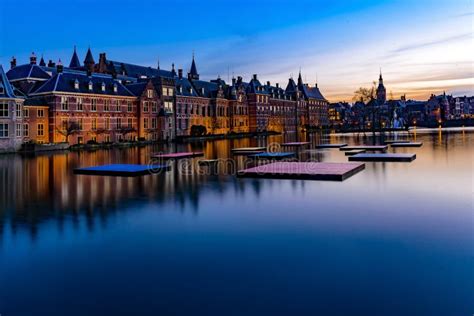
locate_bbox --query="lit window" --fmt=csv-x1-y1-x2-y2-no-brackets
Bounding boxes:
74,79,80,90
0,123,9,137
91,99,97,111
77,98,83,111
61,97,68,111
88,81,93,91
147,89,154,98
37,123,44,136
23,124,29,137
127,101,133,112
101,82,106,92
113,83,118,93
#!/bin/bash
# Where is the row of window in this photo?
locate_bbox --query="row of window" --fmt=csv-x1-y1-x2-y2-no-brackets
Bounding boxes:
0,103,23,118
60,97,134,112
0,123,45,138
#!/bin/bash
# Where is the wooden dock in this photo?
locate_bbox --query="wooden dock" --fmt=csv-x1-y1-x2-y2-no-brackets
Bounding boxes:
344,149,366,156
237,162,365,181
251,152,296,160
315,143,348,148
390,142,423,147
74,164,170,176
152,152,204,160
348,153,416,162
340,145,388,151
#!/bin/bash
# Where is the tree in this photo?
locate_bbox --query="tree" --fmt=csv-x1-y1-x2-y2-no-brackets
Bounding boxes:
190,125,207,136
117,126,136,141
56,121,80,144
352,81,377,103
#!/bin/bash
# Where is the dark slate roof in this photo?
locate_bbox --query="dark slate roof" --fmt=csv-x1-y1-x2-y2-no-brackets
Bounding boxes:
69,47,81,68
125,82,147,97
0,65,17,99
285,78,297,93
175,77,199,97
190,80,219,98
30,72,134,97
24,97,48,106
108,60,174,79
84,48,95,64
247,77,268,94
7,64,51,82
301,84,326,100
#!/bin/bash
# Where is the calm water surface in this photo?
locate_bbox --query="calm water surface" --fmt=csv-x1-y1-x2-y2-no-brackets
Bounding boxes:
0,129,473,316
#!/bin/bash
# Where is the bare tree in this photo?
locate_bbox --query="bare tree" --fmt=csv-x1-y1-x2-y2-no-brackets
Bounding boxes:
352,81,377,103
56,121,80,144
117,126,137,141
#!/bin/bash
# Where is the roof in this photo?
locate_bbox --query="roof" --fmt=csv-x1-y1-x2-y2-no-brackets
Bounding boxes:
285,78,297,93
0,65,18,99
84,48,95,64
108,60,174,79
7,64,51,82
69,47,81,68
190,80,219,98
175,77,199,97
30,71,134,97
24,97,48,106
125,82,148,97
302,84,326,101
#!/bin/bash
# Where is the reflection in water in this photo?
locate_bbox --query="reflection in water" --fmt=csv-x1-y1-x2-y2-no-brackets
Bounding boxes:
0,128,473,316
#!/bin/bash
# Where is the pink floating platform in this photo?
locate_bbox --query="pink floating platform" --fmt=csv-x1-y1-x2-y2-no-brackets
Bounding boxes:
237,161,365,181
280,142,310,147
152,152,204,160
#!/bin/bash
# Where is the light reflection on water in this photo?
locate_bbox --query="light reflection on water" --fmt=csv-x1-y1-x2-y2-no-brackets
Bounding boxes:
0,128,473,316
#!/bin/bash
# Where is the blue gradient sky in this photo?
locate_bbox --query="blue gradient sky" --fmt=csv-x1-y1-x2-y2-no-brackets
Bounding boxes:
1,0,472,101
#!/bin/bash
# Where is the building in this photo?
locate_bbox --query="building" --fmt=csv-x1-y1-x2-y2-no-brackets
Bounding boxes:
376,70,386,104
2,47,331,150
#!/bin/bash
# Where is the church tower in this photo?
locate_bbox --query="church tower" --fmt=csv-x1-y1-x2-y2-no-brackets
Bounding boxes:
376,69,386,104
188,53,199,80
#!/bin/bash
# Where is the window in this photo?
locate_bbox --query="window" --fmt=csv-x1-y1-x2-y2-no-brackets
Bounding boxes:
78,118,83,130
143,101,149,112
88,81,93,91
16,103,22,117
37,109,44,117
116,117,121,129
16,123,22,137
37,123,44,136
164,101,173,112
128,118,133,128
127,101,133,112
24,108,29,117
162,88,168,96
61,97,68,110
113,83,118,93
112,100,118,111
77,98,83,111
152,102,157,113
152,118,157,129
101,82,106,92
91,99,97,111
0,102,9,117
144,118,149,129
147,89,154,98
23,124,29,137
105,118,110,129
0,123,8,137
104,100,109,112
74,79,79,90
92,118,97,130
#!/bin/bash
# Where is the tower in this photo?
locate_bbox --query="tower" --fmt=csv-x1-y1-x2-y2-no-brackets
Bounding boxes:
83,47,95,73
188,53,199,80
376,69,386,104
69,46,81,68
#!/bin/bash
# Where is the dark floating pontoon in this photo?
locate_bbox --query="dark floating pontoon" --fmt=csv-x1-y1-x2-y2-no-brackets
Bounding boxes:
315,143,348,148
340,145,388,151
390,142,423,147
238,162,365,181
152,152,204,160
74,164,170,176
250,152,296,160
231,147,266,155
348,153,416,162
280,142,310,147
344,149,366,156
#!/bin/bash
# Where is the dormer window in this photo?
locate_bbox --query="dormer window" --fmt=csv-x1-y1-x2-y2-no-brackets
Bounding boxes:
88,81,93,91
113,83,118,93
189,87,193,94
179,86,183,93
101,82,106,92
74,79,79,90
201,88,205,95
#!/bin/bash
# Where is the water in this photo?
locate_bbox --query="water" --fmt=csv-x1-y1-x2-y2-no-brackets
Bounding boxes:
0,128,473,316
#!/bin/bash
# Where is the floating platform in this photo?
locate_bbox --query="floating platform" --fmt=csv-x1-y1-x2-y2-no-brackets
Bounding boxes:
198,159,219,166
315,143,348,148
237,162,365,181
390,142,423,147
250,152,296,160
152,152,204,160
74,164,170,177
384,140,410,144
231,147,266,155
340,145,388,151
344,149,366,156
280,142,310,147
348,153,416,162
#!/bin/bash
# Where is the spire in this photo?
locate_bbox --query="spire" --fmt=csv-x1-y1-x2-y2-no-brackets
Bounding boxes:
84,47,95,65
69,46,81,68
39,54,46,67
171,63,176,76
157,58,160,70
298,68,303,86
379,68,383,81
188,52,199,80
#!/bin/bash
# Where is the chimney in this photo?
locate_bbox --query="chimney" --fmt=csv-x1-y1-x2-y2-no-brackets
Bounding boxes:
178,68,183,79
237,76,243,84
47,60,55,67
56,59,63,73
267,81,270,86
232,77,236,86
253,74,257,80
30,52,37,65
276,83,279,88
98,53,107,73
10,56,16,69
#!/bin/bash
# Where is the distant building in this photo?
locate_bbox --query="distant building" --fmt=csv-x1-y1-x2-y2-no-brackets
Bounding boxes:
376,70,386,104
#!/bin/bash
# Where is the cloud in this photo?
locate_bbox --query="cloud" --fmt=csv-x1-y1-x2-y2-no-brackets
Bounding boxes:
390,33,472,54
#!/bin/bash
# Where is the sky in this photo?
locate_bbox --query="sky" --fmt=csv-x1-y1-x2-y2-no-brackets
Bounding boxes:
0,0,473,102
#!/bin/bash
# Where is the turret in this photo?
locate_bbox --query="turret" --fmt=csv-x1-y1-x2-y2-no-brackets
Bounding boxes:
83,47,95,73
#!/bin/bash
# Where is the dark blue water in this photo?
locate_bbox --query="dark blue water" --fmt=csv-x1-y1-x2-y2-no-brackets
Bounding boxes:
1,129,473,315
